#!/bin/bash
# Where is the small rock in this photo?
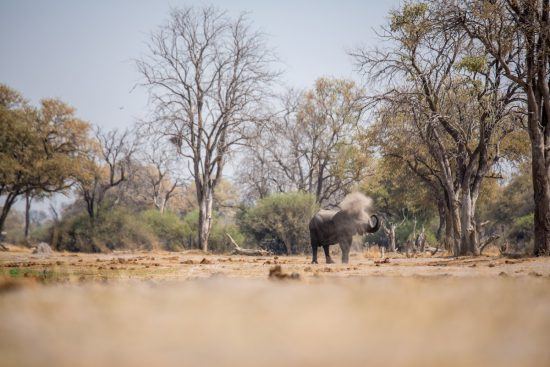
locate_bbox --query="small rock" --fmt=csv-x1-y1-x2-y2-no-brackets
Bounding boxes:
528,271,542,277
32,242,53,255
269,265,300,280
498,271,508,277
200,258,212,264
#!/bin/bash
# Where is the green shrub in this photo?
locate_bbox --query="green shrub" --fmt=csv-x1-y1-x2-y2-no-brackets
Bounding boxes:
141,210,186,251
209,221,245,253
2,209,24,244
46,205,246,254
238,192,319,254
507,213,533,244
53,208,157,252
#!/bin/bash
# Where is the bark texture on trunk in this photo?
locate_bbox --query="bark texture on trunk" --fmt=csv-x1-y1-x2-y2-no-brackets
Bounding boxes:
0,193,18,235
198,189,214,252
384,224,397,252
459,187,481,256
531,134,550,255
24,194,31,243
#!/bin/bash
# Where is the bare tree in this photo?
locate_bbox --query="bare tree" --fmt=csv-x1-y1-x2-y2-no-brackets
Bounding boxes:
239,79,371,205
135,140,186,214
237,137,277,203
382,215,406,253
137,7,278,251
75,128,134,223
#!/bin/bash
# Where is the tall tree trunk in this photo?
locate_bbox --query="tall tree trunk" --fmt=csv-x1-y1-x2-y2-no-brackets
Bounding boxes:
436,199,446,242
525,84,550,255
441,191,455,252
444,207,454,252
385,224,397,252
24,193,32,243
0,193,18,235
459,188,480,255
198,187,214,252
531,133,550,255
159,198,166,215
450,199,462,256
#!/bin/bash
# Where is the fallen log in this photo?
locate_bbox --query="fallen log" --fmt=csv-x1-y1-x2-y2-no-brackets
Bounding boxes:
226,233,270,256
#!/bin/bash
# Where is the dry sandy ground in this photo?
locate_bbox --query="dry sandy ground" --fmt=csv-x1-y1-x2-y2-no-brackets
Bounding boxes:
1,247,550,367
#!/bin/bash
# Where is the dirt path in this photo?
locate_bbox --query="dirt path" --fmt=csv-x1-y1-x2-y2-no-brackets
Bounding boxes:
1,247,549,282
1,248,550,367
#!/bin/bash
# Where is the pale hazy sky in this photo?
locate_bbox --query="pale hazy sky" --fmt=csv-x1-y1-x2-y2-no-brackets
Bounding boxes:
1,0,400,212
1,0,399,130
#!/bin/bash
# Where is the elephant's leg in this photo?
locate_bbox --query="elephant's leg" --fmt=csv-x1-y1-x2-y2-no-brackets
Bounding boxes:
311,244,318,264
323,245,334,264
311,230,319,264
339,238,352,264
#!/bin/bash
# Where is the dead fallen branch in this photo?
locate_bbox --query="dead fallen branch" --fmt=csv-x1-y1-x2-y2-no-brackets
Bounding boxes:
226,233,270,256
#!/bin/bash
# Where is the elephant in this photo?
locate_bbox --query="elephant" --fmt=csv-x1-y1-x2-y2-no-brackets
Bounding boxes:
309,193,380,264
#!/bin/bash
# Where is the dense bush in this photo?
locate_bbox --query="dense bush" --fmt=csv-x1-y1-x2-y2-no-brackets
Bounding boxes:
141,210,187,251
238,192,319,254
1,210,24,244
42,204,246,253
507,213,534,246
181,209,245,253
53,209,157,252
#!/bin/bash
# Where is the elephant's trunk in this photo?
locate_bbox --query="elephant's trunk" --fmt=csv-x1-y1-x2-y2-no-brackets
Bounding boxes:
369,214,381,233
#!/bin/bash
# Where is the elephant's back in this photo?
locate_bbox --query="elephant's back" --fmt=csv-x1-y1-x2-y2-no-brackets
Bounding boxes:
309,209,337,230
